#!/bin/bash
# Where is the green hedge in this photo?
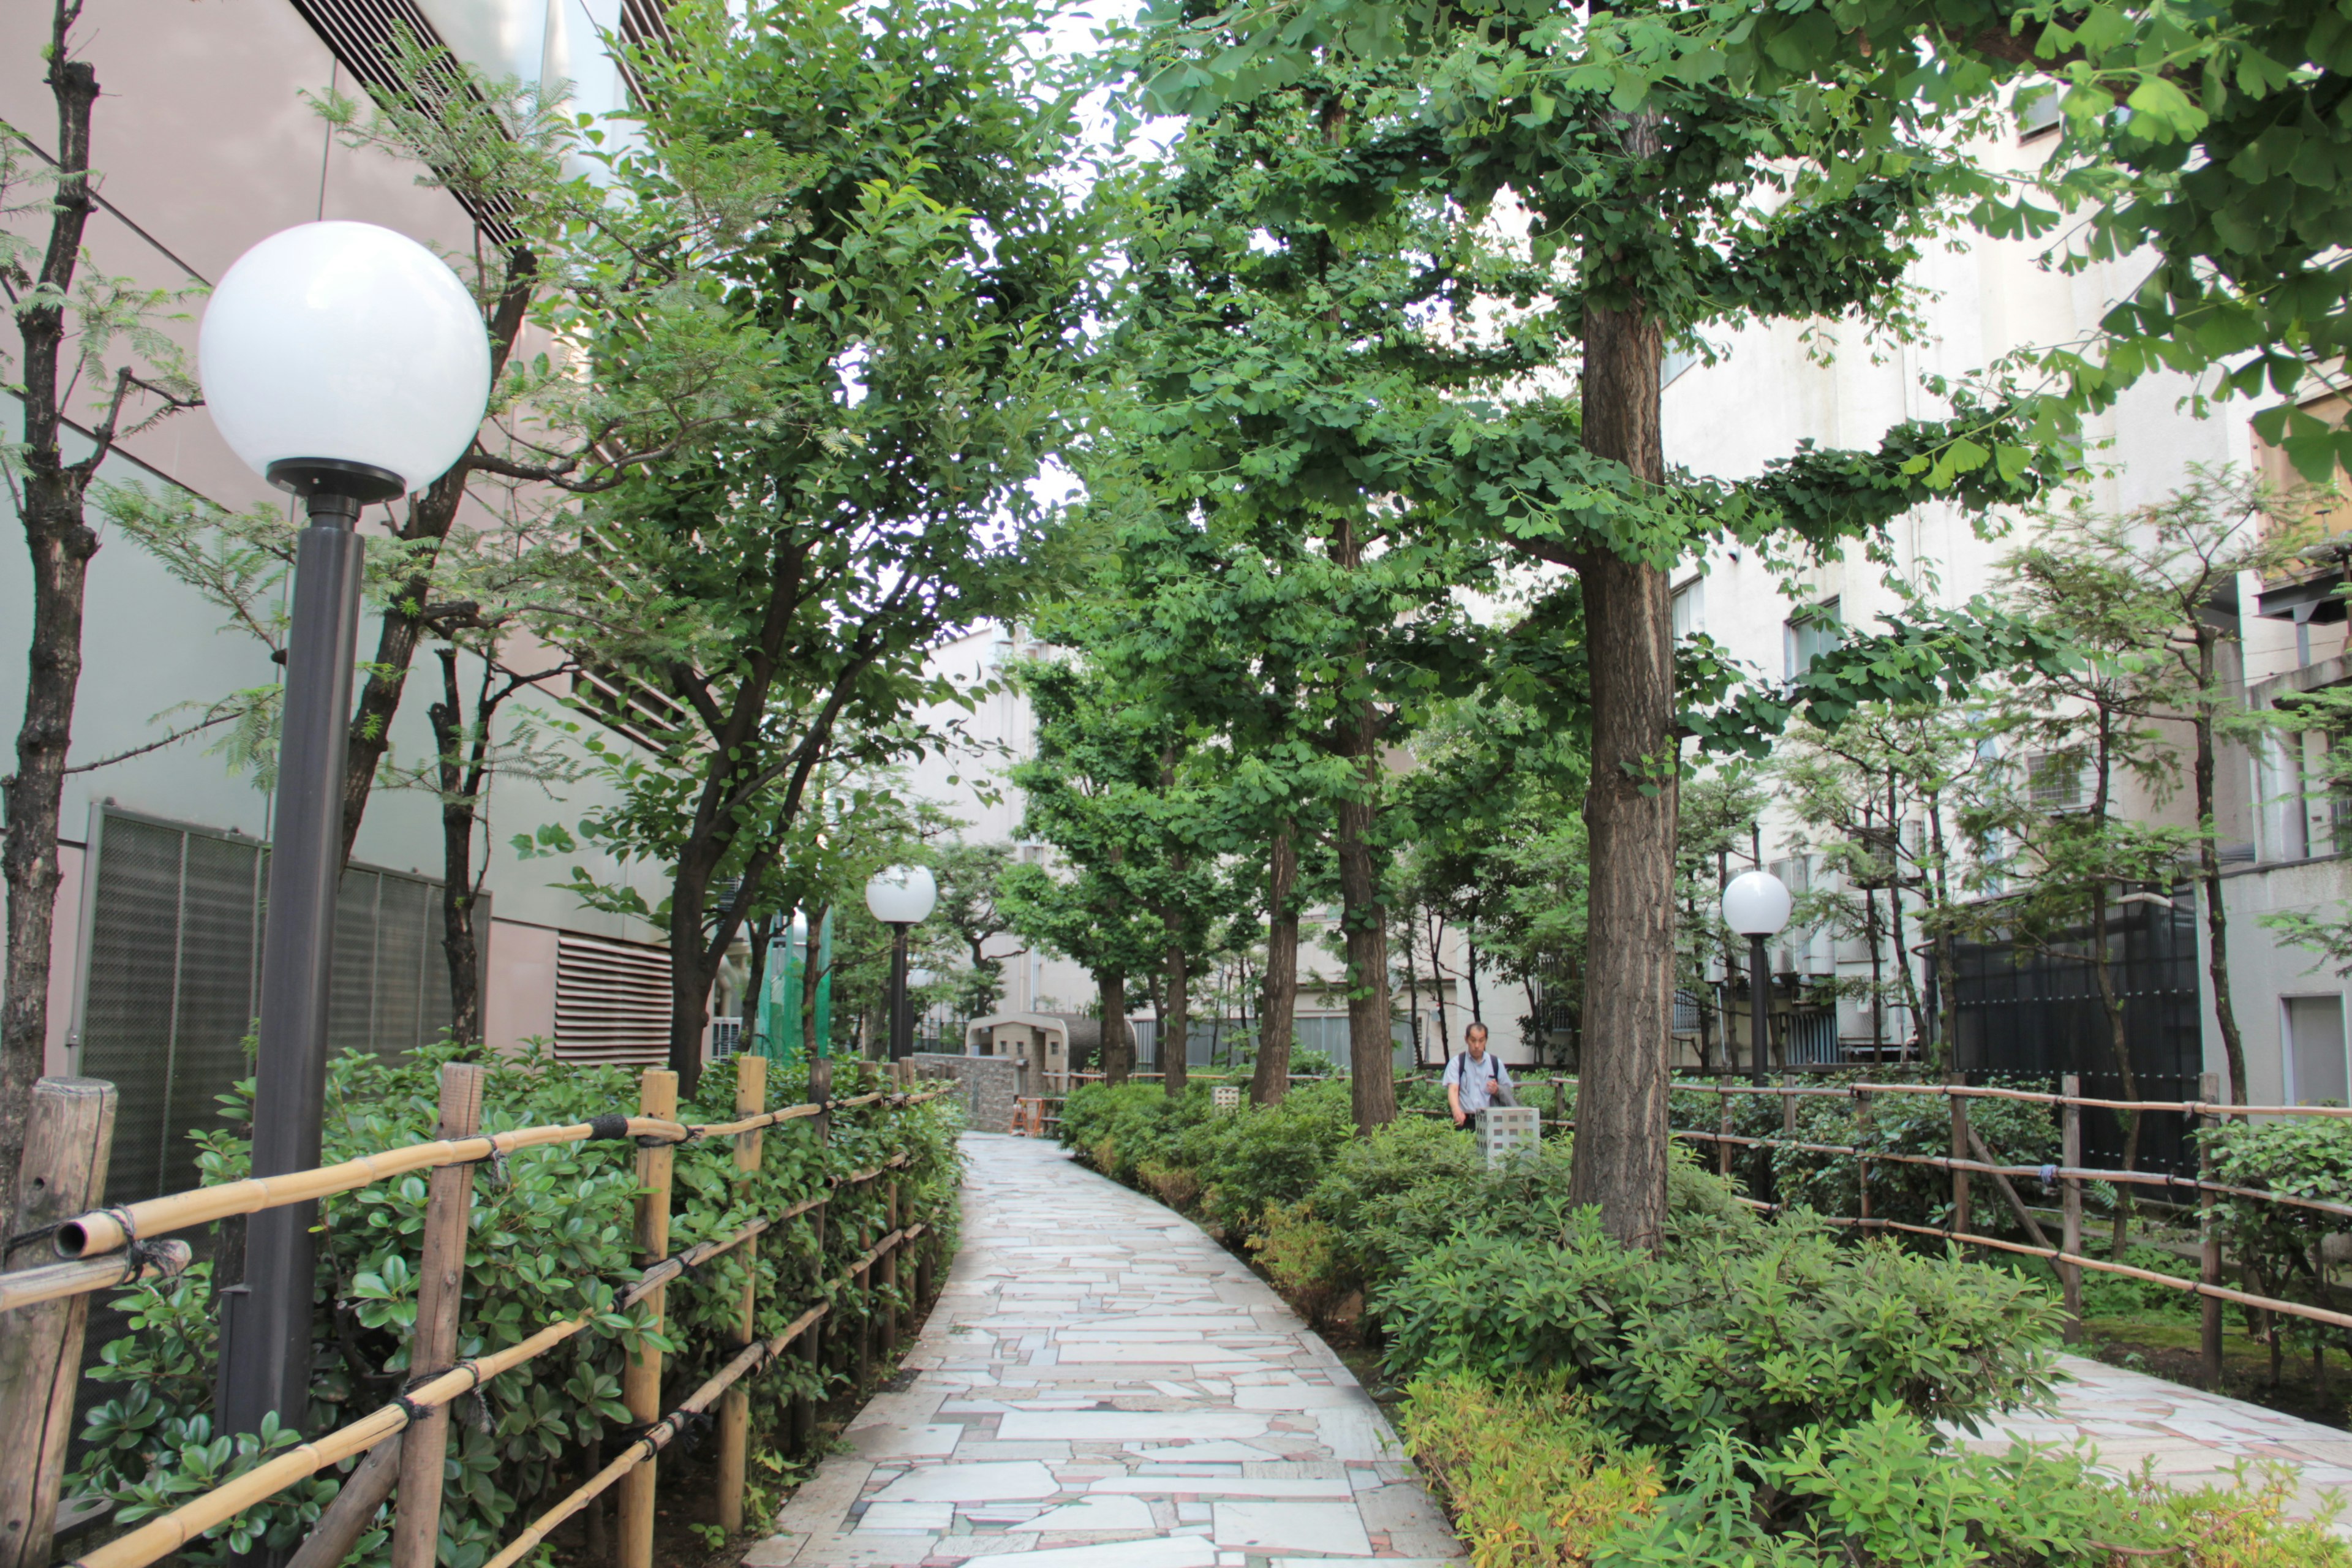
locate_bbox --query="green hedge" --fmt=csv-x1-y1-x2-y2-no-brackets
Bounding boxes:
73,1042,960,1568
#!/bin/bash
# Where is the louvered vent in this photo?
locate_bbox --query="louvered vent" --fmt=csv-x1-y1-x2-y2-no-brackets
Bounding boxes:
77,807,451,1202
554,932,673,1065
285,0,522,243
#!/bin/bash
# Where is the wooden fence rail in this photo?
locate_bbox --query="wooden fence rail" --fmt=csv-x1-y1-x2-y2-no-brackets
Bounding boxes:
0,1061,959,1568
1035,1066,2351,1386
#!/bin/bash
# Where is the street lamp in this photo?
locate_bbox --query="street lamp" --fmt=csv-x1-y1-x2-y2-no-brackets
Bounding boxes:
864,865,937,1061
200,222,489,1449
1721,870,1792,1090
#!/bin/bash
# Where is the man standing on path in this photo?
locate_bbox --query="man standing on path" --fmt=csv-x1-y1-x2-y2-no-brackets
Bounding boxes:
1444,1022,1515,1128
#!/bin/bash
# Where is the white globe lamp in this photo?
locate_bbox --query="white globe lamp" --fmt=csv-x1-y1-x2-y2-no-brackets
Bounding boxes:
202,221,491,1450
1720,869,1792,1088
1721,870,1793,937
867,865,938,1061
201,221,490,502
864,865,939,925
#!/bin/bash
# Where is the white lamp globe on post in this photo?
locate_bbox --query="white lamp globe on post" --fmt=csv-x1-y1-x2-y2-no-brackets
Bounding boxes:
865,865,938,1061
199,221,489,1449
1721,870,1793,1089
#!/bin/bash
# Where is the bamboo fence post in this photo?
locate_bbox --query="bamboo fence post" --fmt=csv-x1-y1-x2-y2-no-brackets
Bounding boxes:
618,1069,677,1568
1948,1074,1971,1246
0,1077,116,1568
2061,1074,2083,1341
1782,1074,1797,1139
390,1063,486,1568
1717,1087,1732,1179
881,1177,899,1363
1551,1076,1567,1128
717,1055,766,1534
797,1057,830,1455
855,1188,874,1393
1855,1088,1874,1229
2199,1071,2223,1387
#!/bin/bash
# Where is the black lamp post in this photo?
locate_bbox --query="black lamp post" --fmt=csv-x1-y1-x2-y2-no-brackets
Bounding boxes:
864,865,937,1061
1721,869,1793,1090
197,221,489,1461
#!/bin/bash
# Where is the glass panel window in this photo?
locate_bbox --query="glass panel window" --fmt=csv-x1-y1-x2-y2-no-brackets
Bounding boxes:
2285,994,2350,1104
1785,597,1842,679
1672,576,1705,641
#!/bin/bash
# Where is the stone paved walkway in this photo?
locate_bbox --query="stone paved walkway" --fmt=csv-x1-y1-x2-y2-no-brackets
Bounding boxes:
752,1133,1464,1567
751,1132,2352,1566
1963,1354,2352,1536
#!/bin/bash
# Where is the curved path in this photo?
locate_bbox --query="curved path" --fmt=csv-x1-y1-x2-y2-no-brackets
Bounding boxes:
748,1133,1465,1567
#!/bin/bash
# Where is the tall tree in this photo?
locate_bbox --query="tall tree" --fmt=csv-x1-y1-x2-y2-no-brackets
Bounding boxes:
1099,61,1512,1128
567,0,1093,1095
1,0,201,1226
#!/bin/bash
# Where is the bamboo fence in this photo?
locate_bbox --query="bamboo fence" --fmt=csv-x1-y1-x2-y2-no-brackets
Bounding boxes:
0,1059,959,1568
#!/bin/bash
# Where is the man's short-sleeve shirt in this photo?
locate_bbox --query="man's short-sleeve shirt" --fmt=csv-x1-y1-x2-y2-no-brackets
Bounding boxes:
1443,1049,1510,1114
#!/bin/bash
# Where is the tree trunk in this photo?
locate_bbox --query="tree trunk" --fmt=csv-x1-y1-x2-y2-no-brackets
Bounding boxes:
1420,912,1439,1062
1400,909,1423,1066
2196,633,2248,1104
669,881,717,1096
1325,516,1397,1133
1099,970,1131,1085
801,903,830,1057
1161,918,1190,1098
1567,258,1676,1251
427,651,485,1047
1466,933,1483,1024
1251,821,1298,1106
1333,777,1397,1129
2,39,103,1233
742,911,775,1053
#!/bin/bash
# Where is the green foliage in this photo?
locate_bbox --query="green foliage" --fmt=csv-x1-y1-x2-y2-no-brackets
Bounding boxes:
71,1044,958,1568
1598,1403,2168,1568
1378,1211,2062,1458
1668,1076,2060,1235
1401,1373,1663,1568
1177,1079,1358,1236
2202,1116,2352,1344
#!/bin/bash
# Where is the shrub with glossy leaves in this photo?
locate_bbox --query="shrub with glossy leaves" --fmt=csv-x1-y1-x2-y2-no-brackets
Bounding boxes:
72,1042,959,1568
1379,1208,2061,1458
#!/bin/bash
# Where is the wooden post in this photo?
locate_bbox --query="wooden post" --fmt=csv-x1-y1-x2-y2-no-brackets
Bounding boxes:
1948,1074,1970,1246
1782,1074,1797,1138
617,1069,677,1568
880,1178,900,1363
0,1078,116,1568
796,1057,830,1455
2060,1073,2083,1342
716,1056,765,1534
856,1194,874,1393
2198,1071,2223,1388
1717,1087,1732,1179
1855,1088,1874,1229
1551,1076,1567,1128
391,1063,487,1568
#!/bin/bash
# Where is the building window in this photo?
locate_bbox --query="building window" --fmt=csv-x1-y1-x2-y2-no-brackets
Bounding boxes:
2026,751,2086,811
1671,576,1705,641
2252,393,2352,541
2016,83,2062,140
2283,993,2349,1104
1785,598,1842,679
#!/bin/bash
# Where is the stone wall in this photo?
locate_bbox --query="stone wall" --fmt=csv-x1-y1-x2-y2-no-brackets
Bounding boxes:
909,1052,1020,1134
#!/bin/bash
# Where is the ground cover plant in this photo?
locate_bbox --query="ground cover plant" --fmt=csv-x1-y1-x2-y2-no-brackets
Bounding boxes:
72,1044,959,1567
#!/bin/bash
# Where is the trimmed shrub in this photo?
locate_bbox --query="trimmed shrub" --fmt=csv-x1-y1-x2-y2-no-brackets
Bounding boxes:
1379,1208,2061,1457
1401,1373,1661,1568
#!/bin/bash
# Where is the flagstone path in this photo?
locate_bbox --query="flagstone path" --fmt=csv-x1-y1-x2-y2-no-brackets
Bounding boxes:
748,1131,2352,1566
1962,1354,2352,1536
749,1132,1465,1567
